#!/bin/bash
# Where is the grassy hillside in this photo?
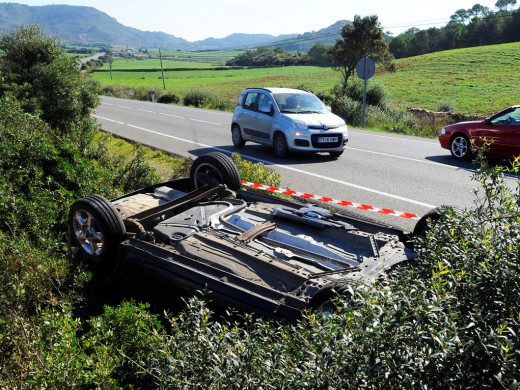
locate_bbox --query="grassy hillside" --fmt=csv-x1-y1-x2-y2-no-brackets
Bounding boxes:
382,42,520,115
91,42,520,116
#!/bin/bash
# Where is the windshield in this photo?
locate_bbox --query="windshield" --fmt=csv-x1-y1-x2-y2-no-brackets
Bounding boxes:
273,93,327,114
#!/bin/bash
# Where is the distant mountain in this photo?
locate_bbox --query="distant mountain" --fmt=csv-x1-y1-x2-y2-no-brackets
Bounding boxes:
0,3,195,49
0,3,329,50
266,20,347,51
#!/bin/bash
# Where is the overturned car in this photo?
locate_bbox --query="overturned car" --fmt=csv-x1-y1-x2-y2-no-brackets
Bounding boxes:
68,153,428,321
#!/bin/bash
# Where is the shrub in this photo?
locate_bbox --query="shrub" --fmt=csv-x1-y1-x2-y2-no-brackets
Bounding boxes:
231,153,281,187
134,86,156,102
157,91,180,104
330,95,363,126
183,89,211,107
183,89,233,111
365,80,388,109
342,79,388,109
112,145,160,193
0,25,99,138
366,106,419,134
101,84,136,99
438,101,455,112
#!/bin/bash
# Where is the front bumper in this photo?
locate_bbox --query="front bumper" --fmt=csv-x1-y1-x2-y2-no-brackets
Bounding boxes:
438,134,451,150
288,130,348,152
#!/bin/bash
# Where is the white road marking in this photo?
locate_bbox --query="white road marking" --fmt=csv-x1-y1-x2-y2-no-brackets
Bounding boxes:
190,118,223,126
122,123,437,209
159,113,184,119
347,146,458,169
94,115,124,125
350,130,438,145
101,102,224,125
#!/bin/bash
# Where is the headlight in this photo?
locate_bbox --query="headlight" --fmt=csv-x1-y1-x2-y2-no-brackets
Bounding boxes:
292,120,308,130
338,122,347,128
441,128,446,135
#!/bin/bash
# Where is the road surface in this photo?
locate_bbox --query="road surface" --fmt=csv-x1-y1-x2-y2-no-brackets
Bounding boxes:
94,96,518,232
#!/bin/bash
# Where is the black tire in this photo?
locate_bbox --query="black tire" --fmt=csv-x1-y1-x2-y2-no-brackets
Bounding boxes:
450,134,472,160
190,152,241,191
68,195,126,264
412,207,442,238
329,150,344,158
273,132,288,158
231,124,245,148
309,280,354,314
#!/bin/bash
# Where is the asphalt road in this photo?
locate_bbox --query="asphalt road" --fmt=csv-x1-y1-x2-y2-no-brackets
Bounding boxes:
94,96,518,232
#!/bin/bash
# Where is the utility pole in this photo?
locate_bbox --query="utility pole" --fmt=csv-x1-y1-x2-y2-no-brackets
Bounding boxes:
159,48,166,89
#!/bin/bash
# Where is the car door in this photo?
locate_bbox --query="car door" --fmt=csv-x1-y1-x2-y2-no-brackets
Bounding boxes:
481,107,520,158
239,91,259,141
240,92,274,144
254,93,275,142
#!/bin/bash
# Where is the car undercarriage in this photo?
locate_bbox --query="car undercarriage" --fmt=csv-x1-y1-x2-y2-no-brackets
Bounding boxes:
68,152,425,320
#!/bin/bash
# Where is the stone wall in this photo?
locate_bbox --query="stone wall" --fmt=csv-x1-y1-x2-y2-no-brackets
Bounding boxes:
409,108,485,127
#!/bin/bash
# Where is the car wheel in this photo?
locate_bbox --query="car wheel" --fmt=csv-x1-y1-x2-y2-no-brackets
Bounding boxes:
450,134,471,160
68,195,126,265
329,151,344,158
308,280,354,315
412,207,442,238
273,133,288,158
231,125,245,148
190,152,241,191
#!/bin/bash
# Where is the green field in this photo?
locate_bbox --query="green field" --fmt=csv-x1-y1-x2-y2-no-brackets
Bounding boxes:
90,42,520,116
105,58,214,69
147,49,242,65
93,65,338,103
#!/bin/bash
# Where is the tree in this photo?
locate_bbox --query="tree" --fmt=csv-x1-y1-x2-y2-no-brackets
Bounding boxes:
495,0,517,10
468,3,492,17
0,25,99,140
306,43,331,66
450,9,470,23
328,15,394,92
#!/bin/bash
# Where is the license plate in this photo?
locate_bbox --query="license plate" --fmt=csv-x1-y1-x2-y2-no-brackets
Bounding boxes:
318,136,338,143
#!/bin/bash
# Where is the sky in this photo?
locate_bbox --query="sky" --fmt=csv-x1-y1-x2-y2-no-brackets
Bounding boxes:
8,0,502,42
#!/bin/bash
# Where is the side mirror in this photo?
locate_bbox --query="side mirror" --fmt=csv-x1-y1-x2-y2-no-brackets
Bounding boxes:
326,106,332,112
259,104,274,116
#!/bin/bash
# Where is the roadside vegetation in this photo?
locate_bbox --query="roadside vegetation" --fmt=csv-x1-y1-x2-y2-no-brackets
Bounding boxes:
90,40,520,138
1,25,519,388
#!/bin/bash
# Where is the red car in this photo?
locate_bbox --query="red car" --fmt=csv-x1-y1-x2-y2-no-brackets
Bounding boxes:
439,105,520,160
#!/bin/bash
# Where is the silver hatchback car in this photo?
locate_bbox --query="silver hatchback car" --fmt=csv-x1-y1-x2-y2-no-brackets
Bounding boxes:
231,87,348,158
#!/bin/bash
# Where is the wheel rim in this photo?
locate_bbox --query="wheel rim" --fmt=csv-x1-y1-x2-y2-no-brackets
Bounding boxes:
193,163,224,188
451,136,468,158
274,135,286,156
232,127,242,145
72,209,104,256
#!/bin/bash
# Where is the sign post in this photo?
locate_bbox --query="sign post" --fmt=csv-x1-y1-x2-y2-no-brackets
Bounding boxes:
356,57,376,128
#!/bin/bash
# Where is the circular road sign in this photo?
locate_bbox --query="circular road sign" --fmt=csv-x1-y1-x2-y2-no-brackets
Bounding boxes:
357,57,376,80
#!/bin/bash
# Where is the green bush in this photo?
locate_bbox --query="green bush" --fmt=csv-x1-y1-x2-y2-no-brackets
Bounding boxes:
343,79,388,109
438,101,455,112
231,153,281,187
101,84,136,99
183,89,233,111
0,25,99,138
157,90,180,104
183,90,211,107
330,95,363,126
366,106,420,134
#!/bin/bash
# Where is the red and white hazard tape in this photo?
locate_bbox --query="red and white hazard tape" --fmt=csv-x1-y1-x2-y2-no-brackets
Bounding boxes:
240,180,419,220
